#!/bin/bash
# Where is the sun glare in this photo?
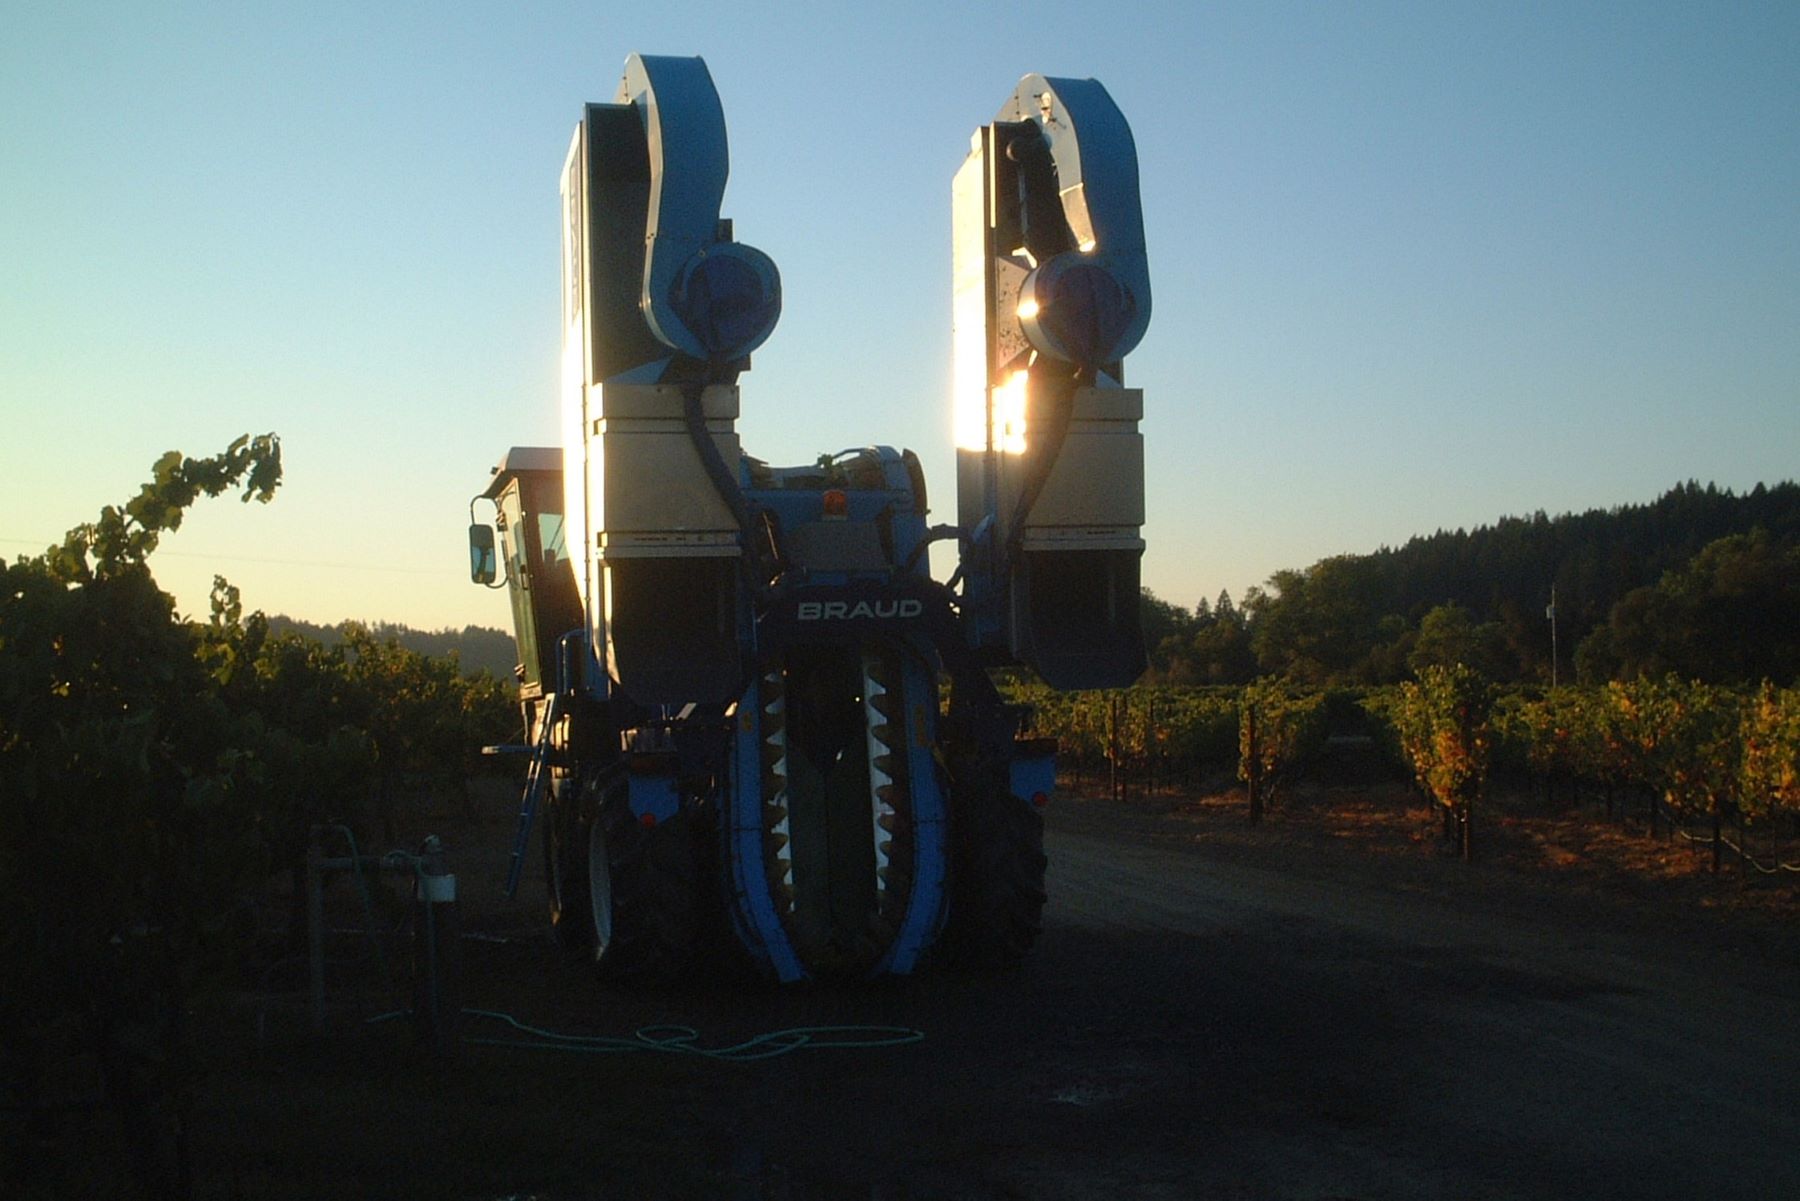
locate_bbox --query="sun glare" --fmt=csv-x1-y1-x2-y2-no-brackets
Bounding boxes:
992,369,1030,455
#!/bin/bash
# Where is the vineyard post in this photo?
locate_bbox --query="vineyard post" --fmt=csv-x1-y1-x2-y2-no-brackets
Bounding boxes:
1462,699,1477,863
1069,701,1081,786
1121,692,1130,802
1121,692,1132,802
1246,699,1262,825
1067,696,1082,786
1108,692,1122,803
307,837,327,1033
1148,694,1158,795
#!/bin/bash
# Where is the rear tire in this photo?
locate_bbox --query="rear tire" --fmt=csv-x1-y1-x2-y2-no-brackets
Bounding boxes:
545,771,596,958
943,770,1047,970
591,778,703,981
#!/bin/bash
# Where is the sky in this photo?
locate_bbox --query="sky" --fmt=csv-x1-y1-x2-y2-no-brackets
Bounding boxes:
3,2,1797,632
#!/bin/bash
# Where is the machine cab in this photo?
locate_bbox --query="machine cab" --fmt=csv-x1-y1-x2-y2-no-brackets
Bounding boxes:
473,447,584,694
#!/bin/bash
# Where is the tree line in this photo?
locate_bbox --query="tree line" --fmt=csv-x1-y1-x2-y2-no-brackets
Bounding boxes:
1142,480,1800,687
266,613,519,679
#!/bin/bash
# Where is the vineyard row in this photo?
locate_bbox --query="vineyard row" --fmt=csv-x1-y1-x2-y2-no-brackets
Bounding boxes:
1006,672,1800,840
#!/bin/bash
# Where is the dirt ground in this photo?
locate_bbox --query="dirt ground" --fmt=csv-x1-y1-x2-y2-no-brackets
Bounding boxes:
1127,777,1800,949
157,779,1800,1199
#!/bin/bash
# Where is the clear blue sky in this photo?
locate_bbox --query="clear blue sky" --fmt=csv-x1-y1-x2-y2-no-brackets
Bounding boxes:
4,2,1796,631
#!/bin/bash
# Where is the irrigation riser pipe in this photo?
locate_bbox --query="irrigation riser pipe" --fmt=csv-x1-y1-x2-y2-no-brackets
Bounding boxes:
305,827,462,1057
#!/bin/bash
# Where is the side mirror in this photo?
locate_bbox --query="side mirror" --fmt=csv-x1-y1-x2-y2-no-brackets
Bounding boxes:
468,524,497,585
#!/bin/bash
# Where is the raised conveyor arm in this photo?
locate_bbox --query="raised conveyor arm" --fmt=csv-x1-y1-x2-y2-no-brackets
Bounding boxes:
998,74,1151,371
617,54,782,365
559,54,785,705
952,74,1153,690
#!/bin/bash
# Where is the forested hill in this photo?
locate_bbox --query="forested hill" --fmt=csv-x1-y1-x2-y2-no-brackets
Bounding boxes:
1151,480,1800,686
266,615,516,678
1367,480,1800,639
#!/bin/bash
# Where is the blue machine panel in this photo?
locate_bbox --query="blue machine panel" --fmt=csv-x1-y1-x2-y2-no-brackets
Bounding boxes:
1010,745,1057,806
625,771,681,825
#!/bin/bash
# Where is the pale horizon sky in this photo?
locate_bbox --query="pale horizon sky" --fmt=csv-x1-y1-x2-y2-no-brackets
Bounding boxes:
4,3,1796,632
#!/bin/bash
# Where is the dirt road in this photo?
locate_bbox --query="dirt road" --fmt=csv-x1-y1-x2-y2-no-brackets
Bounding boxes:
202,791,1800,1200
1027,805,1800,1200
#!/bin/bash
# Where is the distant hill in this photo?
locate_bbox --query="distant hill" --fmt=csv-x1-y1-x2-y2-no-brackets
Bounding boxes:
1152,480,1800,685
1362,480,1800,643
265,615,518,678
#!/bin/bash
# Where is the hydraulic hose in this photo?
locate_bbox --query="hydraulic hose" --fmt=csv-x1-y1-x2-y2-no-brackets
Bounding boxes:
681,379,785,595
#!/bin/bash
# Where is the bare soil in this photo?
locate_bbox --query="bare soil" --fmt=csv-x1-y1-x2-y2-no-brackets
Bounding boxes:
96,780,1800,1198
1146,778,1800,947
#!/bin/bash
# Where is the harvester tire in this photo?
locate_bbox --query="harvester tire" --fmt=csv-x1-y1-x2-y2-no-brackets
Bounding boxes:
544,772,596,959
944,774,1046,970
591,782,702,981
